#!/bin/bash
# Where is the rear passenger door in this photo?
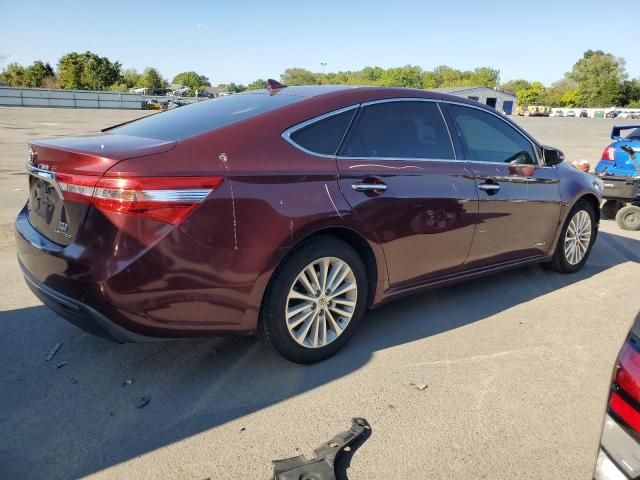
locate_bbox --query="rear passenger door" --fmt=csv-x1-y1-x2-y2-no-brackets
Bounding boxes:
336,99,479,287
443,103,561,267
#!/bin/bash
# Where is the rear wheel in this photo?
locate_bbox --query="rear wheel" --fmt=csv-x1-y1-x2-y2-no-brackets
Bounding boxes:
616,205,640,231
259,237,368,364
549,200,597,273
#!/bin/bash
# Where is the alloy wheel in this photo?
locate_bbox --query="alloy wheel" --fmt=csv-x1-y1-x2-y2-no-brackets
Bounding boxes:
564,210,592,265
285,257,357,348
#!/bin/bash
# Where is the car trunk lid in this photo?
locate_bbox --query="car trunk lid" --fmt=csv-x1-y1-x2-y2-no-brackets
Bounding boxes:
26,134,177,246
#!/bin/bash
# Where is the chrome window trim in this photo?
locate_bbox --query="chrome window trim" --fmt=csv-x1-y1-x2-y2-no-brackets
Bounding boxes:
281,104,360,159
282,96,550,168
441,99,549,167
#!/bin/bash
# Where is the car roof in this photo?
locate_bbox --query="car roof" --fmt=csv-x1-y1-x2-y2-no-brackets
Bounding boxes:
252,84,494,111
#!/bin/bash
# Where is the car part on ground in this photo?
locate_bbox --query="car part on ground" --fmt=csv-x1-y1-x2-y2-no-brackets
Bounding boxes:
595,313,640,480
272,417,371,480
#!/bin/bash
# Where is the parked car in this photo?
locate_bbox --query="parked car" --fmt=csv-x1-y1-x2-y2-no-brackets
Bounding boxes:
606,111,621,119
16,85,602,363
580,109,589,118
553,110,565,117
594,312,640,480
566,110,577,117
173,86,191,96
595,125,640,177
619,111,640,120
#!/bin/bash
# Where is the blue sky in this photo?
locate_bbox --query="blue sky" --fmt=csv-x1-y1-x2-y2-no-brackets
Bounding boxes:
1,0,637,86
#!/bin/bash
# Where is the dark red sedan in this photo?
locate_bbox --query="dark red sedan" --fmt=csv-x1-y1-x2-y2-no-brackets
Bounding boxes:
16,85,602,363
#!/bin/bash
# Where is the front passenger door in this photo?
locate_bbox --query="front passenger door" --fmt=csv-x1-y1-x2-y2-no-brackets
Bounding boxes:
443,103,562,267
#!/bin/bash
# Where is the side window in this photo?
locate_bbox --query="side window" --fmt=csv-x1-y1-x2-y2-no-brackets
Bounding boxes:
339,101,454,159
288,109,356,156
447,104,538,165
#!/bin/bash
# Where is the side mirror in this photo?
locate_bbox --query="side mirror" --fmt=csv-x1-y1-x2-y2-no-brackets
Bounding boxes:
542,146,565,166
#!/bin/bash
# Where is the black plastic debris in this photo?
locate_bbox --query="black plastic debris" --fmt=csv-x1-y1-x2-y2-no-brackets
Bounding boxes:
272,417,371,480
45,343,62,362
135,396,150,409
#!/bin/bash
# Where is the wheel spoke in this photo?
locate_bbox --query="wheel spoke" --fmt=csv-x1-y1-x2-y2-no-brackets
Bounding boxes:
297,271,316,296
328,265,349,293
332,297,356,308
312,313,320,347
326,309,343,336
320,258,330,292
329,281,357,299
288,308,314,329
306,265,321,292
287,301,312,319
297,311,318,342
288,289,316,302
325,262,343,292
329,305,353,319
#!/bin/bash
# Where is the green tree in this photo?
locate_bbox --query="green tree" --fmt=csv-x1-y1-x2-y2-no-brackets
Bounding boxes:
500,79,531,95
542,79,579,107
172,71,211,92
0,63,25,86
227,82,247,93
516,81,545,105
58,51,121,90
468,67,500,88
23,61,55,87
280,68,320,85
140,67,164,89
621,79,640,107
247,79,268,90
109,83,129,92
122,68,141,88
566,50,626,107
378,65,423,88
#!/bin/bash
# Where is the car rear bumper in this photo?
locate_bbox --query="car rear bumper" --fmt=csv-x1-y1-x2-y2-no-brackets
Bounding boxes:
20,261,155,343
15,204,268,339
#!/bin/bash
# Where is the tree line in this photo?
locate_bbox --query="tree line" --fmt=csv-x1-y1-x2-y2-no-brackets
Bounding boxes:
1,49,639,107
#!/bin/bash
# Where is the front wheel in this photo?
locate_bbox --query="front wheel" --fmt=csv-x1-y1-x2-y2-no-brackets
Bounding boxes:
549,200,597,273
259,237,368,364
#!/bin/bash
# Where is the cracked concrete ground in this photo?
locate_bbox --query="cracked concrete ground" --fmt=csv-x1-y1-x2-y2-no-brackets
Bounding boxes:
0,107,638,479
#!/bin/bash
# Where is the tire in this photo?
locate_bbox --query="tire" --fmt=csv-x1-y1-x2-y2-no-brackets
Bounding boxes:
616,205,640,231
549,200,597,273
258,237,368,364
601,200,621,220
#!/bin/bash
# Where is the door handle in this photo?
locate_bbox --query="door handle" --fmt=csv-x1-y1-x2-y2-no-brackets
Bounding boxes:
478,183,500,193
352,182,388,192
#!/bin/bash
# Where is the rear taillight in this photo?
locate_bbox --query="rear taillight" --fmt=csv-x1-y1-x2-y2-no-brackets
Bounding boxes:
601,146,616,162
609,337,640,432
57,174,223,225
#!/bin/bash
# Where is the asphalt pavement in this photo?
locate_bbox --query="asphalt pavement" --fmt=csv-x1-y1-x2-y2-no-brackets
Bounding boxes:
0,107,639,479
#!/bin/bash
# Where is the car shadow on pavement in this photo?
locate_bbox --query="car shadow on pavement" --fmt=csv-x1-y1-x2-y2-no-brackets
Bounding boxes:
0,230,638,479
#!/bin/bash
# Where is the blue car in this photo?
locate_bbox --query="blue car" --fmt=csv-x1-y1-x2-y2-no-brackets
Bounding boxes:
595,125,640,176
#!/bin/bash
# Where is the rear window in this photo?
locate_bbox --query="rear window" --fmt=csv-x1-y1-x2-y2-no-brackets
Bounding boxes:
627,128,640,140
112,93,302,141
289,109,356,155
